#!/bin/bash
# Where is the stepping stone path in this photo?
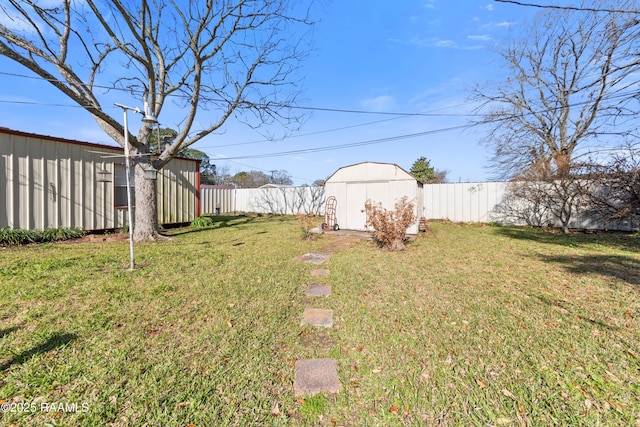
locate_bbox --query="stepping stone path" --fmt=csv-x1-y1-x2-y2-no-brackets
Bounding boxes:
310,269,330,277
294,251,342,396
293,358,341,395
301,308,333,328
294,252,331,265
306,284,331,297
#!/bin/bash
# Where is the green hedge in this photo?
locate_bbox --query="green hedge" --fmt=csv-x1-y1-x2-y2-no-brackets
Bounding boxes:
0,227,85,246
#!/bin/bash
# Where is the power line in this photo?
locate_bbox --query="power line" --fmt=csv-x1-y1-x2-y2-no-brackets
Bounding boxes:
270,103,478,117
0,70,481,118
216,124,471,161
0,99,88,108
204,116,411,149
494,0,640,14
209,89,640,161
2,69,639,163
222,158,317,183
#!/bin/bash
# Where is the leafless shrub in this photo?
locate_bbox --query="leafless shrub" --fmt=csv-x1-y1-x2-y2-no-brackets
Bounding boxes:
496,177,589,233
582,148,640,230
296,213,317,240
364,196,417,251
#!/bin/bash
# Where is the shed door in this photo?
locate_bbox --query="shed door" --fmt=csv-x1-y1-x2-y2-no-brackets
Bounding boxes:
345,182,388,230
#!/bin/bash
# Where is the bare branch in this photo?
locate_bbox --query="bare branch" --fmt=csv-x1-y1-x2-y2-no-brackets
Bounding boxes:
474,0,640,180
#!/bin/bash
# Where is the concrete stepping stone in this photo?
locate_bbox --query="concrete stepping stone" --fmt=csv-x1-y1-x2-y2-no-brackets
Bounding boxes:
301,308,333,328
310,269,330,277
294,358,342,396
306,284,331,297
299,330,334,352
294,253,331,265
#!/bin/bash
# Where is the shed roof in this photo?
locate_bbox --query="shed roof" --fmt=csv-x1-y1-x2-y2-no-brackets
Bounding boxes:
325,161,420,185
0,127,199,164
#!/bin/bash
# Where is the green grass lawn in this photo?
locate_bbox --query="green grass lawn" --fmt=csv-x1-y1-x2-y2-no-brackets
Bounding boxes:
1,216,639,426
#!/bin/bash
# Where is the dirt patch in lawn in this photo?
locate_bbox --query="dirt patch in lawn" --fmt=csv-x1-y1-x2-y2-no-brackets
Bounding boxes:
320,233,370,254
299,330,335,353
66,233,130,244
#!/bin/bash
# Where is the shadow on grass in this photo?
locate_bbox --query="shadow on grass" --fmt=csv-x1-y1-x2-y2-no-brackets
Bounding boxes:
533,294,621,331
0,332,76,371
166,215,259,236
494,226,640,253
538,253,640,286
0,326,20,339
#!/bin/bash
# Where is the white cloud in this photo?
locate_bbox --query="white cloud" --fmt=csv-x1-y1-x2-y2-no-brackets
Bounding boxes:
435,39,456,48
497,21,515,27
409,37,487,50
424,0,436,9
484,4,494,11
361,95,397,112
468,34,491,41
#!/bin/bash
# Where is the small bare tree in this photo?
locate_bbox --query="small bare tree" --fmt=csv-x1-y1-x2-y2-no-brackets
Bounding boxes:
364,196,417,251
496,174,589,233
0,0,313,241
582,145,640,229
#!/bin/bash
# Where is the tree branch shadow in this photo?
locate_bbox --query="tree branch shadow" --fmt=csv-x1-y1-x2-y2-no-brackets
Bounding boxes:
538,253,640,286
167,215,260,236
0,326,20,339
532,294,621,331
0,332,77,371
494,226,640,253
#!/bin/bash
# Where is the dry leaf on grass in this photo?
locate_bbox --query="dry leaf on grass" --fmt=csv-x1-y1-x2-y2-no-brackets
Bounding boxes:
501,389,515,399
271,402,280,417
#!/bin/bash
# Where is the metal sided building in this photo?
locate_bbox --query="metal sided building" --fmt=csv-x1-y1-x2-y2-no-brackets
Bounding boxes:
0,127,200,231
324,162,424,234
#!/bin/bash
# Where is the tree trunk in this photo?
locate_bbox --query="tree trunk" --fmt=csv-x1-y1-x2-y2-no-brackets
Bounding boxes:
133,160,162,242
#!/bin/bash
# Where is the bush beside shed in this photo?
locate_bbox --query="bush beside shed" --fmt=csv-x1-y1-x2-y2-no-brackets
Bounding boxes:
324,162,424,234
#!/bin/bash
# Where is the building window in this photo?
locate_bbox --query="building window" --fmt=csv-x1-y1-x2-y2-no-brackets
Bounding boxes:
114,164,135,208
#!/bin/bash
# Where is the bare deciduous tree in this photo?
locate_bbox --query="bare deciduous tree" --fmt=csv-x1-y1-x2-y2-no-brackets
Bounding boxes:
475,1,640,233
0,0,313,241
474,1,640,179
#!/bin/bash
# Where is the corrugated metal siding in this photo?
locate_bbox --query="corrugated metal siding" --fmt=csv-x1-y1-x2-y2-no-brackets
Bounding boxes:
156,157,198,224
424,182,508,223
174,181,636,231
201,186,236,214
200,187,325,215
1,130,198,230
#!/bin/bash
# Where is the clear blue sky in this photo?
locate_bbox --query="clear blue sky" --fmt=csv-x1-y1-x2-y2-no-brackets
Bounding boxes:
0,1,539,185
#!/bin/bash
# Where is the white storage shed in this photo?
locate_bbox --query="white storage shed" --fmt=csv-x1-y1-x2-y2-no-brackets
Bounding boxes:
324,162,424,234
